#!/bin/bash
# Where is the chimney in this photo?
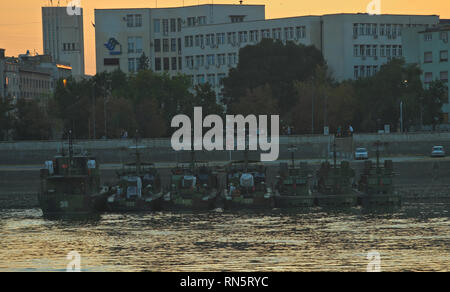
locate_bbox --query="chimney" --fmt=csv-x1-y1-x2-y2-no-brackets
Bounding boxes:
0,49,5,59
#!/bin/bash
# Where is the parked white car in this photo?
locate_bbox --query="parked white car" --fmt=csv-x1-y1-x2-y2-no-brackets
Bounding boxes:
431,146,445,157
354,147,369,160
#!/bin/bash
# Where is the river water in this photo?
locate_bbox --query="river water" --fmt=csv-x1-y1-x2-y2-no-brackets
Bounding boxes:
0,202,448,272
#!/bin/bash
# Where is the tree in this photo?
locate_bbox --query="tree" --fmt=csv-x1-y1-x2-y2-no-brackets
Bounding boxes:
423,80,448,129
14,99,51,140
231,84,279,116
191,83,225,117
138,53,150,71
0,95,15,140
223,38,326,120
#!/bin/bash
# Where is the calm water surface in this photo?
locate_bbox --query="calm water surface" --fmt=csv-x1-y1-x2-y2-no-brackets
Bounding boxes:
0,202,448,272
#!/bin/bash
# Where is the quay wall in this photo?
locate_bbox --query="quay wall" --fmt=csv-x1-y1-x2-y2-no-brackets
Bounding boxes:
1,132,450,165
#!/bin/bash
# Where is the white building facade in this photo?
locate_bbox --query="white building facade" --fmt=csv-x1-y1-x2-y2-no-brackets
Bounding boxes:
95,4,440,96
42,6,85,77
403,25,450,122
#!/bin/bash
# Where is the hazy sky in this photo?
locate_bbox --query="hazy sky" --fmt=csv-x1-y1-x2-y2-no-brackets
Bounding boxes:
0,0,449,75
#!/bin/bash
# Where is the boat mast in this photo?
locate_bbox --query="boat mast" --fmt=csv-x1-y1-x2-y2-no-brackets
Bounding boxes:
135,130,141,176
68,130,73,175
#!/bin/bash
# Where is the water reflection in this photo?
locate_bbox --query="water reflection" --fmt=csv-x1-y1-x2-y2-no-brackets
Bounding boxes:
0,202,448,272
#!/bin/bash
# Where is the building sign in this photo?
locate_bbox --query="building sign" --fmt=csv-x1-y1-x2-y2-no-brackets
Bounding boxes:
104,38,122,55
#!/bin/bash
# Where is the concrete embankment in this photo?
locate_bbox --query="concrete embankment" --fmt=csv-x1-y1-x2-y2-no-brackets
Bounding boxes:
0,132,449,165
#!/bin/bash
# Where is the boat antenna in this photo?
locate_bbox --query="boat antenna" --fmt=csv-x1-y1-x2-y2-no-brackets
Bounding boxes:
288,145,297,168
375,140,381,170
135,130,141,176
333,139,337,168
68,129,73,175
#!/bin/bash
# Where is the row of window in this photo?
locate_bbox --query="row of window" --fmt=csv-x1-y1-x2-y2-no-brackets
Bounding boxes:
187,73,227,87
353,44,403,58
353,23,429,38
63,43,77,52
126,14,143,28
153,57,183,72
184,53,238,69
154,38,182,53
184,26,307,49
128,37,143,54
424,31,448,42
153,18,183,35
424,50,448,63
424,71,448,83
354,65,379,79
20,77,52,90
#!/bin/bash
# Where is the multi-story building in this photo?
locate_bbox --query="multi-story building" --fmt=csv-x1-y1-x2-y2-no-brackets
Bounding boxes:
42,6,85,77
403,24,450,122
0,49,72,102
95,4,440,97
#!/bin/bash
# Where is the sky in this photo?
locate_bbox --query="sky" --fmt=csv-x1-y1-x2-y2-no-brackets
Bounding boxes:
0,0,449,75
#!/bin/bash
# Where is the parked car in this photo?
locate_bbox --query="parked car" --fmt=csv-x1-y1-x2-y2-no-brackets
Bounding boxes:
431,146,445,157
354,147,369,160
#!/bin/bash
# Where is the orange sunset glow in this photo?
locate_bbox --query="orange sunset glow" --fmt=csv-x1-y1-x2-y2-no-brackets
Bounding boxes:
1,0,449,75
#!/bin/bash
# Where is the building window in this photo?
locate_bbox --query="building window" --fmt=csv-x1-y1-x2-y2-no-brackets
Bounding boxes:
163,39,169,52
171,38,177,52
197,74,205,84
360,66,365,78
353,24,358,37
163,19,169,35
380,24,385,36
155,58,161,71
440,50,448,62
163,57,170,71
261,29,270,39
126,15,134,27
424,33,432,41
128,58,136,73
372,45,377,57
171,57,177,70
439,32,448,42
170,19,176,33
198,16,206,25
354,66,359,79
392,45,397,57
360,45,365,57
187,17,195,27
424,52,433,63
441,71,448,82
177,18,182,32
380,45,385,57
185,36,193,48
218,73,226,86
154,19,160,33
178,57,182,70
206,54,215,66
366,45,371,57
128,37,135,53
207,74,216,86
398,45,402,56
154,39,161,53
217,33,225,45
104,58,119,67
386,45,391,57
135,15,142,27
424,72,433,83
230,16,244,23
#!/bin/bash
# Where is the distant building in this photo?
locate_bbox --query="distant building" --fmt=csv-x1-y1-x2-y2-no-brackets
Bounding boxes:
403,24,450,123
0,49,72,101
42,6,85,77
94,4,439,100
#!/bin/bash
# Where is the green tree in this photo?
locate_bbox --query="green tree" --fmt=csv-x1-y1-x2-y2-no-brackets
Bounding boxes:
138,52,150,71
0,95,15,140
223,38,326,119
423,80,448,129
14,99,51,140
